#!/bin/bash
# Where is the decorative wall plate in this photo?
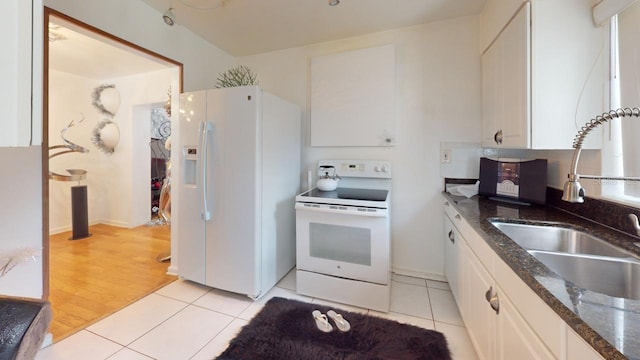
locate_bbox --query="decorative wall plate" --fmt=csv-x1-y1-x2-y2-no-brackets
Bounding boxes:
92,84,120,117
91,119,120,154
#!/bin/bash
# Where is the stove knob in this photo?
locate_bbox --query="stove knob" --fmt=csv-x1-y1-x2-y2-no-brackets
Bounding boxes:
381,165,388,173
374,166,381,172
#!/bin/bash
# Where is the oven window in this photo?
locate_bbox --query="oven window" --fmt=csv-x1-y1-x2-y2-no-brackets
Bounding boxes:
309,223,371,266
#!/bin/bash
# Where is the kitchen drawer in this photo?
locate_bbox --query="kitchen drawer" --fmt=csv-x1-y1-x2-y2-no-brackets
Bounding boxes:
454,213,495,276
443,198,458,221
444,197,495,276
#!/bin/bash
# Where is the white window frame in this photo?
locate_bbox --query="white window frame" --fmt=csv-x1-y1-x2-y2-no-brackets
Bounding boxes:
601,12,640,206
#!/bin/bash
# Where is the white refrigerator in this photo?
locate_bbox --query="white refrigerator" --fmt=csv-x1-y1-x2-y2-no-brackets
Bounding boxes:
177,86,300,299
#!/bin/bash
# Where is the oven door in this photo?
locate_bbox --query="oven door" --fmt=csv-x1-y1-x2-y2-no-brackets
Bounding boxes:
295,202,390,284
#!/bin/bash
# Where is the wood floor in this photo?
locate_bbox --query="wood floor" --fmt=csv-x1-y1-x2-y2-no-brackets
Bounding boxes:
48,223,176,342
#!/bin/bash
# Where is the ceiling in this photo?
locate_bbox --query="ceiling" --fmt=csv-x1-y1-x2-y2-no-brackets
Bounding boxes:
48,0,487,79
49,16,174,79
139,0,487,57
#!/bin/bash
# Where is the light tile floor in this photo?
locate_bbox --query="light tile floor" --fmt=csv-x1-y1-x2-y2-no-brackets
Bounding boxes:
37,271,478,360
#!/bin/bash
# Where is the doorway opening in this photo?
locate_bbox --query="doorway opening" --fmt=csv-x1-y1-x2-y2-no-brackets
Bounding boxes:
44,7,183,342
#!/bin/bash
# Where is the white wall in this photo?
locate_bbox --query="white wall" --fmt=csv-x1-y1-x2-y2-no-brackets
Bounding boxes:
48,70,99,233
240,16,482,279
49,68,177,232
105,68,177,228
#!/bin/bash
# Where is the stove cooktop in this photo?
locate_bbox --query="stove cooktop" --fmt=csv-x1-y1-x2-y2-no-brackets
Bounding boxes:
296,187,389,208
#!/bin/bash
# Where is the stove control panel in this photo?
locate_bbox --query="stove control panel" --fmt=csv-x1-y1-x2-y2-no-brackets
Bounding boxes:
318,160,392,179
341,163,365,173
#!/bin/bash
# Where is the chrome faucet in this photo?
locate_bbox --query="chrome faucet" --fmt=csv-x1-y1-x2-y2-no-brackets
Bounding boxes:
562,107,640,203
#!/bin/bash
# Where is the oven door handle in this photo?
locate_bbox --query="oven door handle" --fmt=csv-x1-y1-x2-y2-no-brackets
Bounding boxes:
295,202,388,217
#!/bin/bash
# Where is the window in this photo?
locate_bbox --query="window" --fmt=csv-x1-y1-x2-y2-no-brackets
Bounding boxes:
603,1,640,202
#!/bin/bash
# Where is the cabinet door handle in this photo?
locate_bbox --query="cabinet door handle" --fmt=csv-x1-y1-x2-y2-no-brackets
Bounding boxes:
448,230,455,244
494,129,503,145
485,286,493,302
454,214,461,220
485,286,500,314
489,293,500,314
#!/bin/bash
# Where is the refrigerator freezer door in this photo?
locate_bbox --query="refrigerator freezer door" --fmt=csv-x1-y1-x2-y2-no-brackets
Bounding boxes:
177,90,207,284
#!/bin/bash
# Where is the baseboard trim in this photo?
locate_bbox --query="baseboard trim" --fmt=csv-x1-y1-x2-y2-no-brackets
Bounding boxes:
391,267,446,282
167,265,178,276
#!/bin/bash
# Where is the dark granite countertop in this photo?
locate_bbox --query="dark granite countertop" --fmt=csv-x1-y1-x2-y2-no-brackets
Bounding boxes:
443,192,640,360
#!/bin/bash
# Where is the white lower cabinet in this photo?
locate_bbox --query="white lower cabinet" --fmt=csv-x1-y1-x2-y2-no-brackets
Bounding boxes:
463,239,496,360
442,197,602,360
494,255,564,358
461,235,553,360
496,284,555,360
443,211,463,306
566,327,605,360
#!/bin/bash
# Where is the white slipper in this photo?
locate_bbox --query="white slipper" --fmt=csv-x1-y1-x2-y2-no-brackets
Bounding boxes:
327,310,350,332
312,310,333,333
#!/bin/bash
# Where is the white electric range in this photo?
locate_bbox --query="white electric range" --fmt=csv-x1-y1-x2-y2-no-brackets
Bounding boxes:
295,159,392,312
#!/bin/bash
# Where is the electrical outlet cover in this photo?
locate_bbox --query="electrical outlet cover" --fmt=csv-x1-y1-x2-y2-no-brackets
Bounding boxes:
441,149,451,163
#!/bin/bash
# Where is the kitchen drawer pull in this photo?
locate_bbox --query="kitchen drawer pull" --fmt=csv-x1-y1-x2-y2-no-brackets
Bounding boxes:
494,129,503,145
454,214,461,220
448,230,455,244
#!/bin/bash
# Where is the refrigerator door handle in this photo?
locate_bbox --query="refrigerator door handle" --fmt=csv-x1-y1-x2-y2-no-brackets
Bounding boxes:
199,121,213,221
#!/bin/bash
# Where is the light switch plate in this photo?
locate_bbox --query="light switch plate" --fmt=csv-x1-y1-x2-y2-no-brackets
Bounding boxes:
439,142,483,178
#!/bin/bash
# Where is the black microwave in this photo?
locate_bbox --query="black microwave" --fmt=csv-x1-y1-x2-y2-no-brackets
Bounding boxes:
478,157,547,205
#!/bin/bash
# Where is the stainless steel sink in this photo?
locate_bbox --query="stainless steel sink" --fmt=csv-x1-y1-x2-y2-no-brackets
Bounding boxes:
528,250,640,300
490,220,640,299
491,221,634,258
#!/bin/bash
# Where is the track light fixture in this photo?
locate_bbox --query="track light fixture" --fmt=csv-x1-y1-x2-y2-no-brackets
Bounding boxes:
163,8,176,26
328,0,340,5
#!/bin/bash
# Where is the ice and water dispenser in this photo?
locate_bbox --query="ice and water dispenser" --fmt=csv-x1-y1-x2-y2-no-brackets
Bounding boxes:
183,146,198,186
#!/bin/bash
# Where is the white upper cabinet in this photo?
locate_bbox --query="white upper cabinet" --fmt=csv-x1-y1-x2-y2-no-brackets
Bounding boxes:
482,3,530,148
1,0,40,147
310,45,396,147
480,0,527,53
481,0,608,149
